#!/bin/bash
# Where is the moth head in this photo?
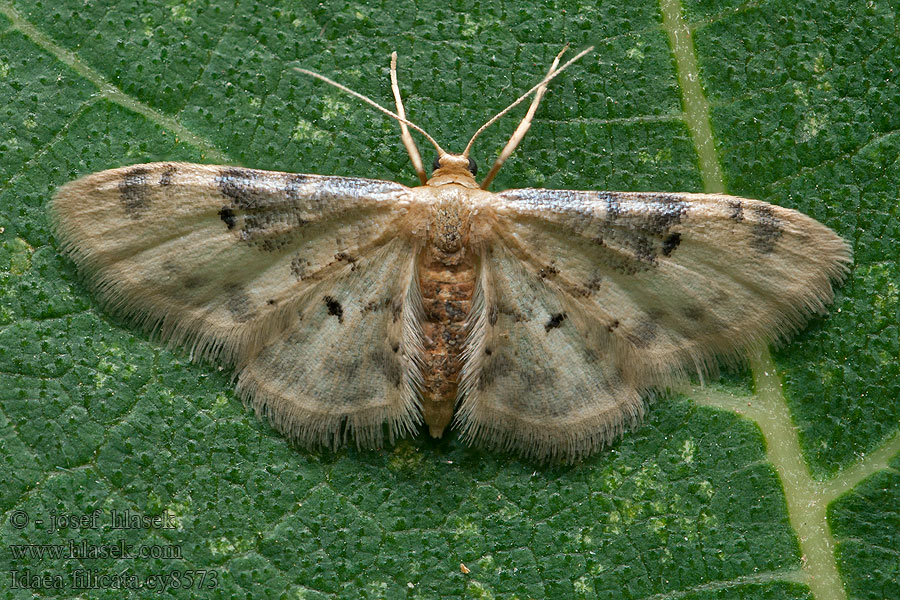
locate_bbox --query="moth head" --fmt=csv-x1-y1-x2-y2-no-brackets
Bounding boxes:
425,153,479,187
432,154,477,176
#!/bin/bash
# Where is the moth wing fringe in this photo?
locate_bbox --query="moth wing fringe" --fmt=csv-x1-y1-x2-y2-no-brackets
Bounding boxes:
454,387,648,464
235,378,421,451
457,251,490,403
400,250,427,404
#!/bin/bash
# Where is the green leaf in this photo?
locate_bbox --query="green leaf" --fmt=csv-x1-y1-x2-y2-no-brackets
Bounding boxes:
829,453,900,600
0,1,897,599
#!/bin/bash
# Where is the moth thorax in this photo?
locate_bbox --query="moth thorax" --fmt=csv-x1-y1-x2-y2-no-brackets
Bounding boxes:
430,206,468,254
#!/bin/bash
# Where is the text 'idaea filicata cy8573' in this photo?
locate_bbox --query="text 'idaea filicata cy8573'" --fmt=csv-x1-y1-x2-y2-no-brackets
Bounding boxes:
51,48,852,462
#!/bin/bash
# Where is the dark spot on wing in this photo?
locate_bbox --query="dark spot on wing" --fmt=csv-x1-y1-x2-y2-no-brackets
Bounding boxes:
576,272,605,297
728,200,744,222
324,296,344,323
749,204,784,253
661,232,681,256
484,346,492,355
267,299,277,306
607,319,620,333
488,304,498,326
182,274,206,290
592,194,690,271
371,347,402,387
158,164,177,186
215,169,314,252
391,342,400,353
545,312,568,332
225,285,257,323
539,264,559,279
498,304,527,323
219,206,237,229
478,352,512,390
119,166,152,217
391,299,403,323
682,305,705,321
364,297,392,314
251,219,306,252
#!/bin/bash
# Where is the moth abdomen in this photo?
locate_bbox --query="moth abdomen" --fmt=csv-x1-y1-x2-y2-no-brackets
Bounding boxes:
418,221,477,438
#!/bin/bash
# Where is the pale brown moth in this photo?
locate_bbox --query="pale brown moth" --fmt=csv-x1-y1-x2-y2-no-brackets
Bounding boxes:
51,48,852,462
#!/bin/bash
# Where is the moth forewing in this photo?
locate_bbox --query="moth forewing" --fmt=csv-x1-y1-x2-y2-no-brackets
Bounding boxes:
490,189,852,389
51,162,413,366
51,51,851,462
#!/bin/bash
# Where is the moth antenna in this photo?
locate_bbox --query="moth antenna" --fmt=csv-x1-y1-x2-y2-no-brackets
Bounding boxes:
462,46,594,159
295,66,447,157
390,52,428,185
480,45,568,189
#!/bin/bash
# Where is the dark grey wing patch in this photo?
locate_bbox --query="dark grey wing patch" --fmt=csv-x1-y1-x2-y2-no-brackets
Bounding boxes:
217,167,260,208
681,305,705,321
749,204,784,253
586,192,690,271
214,168,406,254
119,166,152,218
215,168,311,252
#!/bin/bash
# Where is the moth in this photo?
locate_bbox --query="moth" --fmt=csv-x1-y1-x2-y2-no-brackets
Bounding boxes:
51,48,851,462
